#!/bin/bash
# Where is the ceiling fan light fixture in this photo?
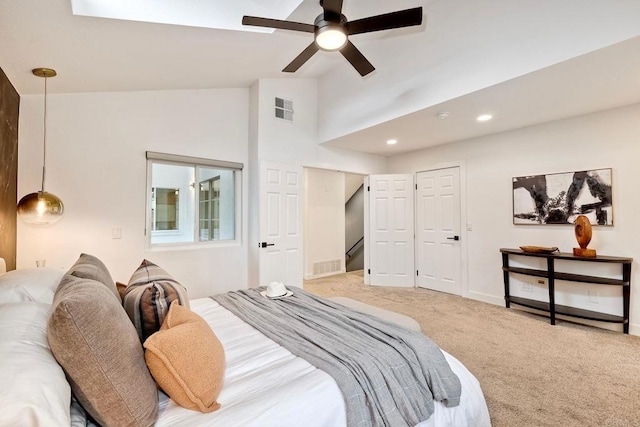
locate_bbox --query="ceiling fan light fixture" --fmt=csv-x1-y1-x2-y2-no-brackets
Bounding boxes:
315,24,347,51
243,3,423,75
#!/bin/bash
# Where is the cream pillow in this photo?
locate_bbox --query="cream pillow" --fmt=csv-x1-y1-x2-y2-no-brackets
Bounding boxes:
144,301,225,413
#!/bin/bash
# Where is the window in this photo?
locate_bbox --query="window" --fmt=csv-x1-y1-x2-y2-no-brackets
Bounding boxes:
151,188,180,231
146,152,242,246
199,177,220,240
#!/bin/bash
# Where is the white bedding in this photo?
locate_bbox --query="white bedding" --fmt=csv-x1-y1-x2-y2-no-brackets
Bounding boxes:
156,298,491,427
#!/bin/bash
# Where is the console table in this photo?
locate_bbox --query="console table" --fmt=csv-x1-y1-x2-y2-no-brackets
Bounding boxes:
500,248,632,334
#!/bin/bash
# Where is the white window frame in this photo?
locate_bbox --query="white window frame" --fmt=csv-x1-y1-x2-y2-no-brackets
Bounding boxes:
145,151,243,249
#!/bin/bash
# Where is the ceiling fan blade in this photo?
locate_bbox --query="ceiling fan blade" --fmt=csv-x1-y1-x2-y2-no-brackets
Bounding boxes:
346,7,423,35
340,41,375,76
321,0,344,17
283,42,320,73
242,16,315,33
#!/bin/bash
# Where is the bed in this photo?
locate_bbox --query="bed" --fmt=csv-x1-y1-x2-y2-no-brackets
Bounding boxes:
0,256,490,427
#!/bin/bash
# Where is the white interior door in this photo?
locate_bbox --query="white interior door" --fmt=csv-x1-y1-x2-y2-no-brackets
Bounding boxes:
259,161,302,288
416,167,462,294
368,174,415,287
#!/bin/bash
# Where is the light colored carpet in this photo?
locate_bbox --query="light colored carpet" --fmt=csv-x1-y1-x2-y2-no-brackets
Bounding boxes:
304,271,640,427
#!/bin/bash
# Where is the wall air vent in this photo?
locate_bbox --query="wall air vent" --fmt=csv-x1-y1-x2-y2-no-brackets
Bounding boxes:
275,97,294,121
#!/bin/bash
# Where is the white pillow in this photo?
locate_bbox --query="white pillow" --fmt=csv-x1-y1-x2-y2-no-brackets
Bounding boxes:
0,267,64,304
0,302,71,426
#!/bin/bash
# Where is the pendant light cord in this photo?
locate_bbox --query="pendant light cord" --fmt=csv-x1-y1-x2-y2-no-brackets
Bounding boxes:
41,74,47,193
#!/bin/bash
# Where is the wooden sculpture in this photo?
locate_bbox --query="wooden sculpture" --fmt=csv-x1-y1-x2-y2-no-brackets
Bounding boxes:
573,215,596,257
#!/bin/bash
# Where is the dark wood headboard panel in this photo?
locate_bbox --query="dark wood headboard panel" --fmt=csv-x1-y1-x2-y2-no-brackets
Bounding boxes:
0,67,19,271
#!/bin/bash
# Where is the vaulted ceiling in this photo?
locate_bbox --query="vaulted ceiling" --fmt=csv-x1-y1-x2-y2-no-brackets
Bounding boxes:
1,0,639,156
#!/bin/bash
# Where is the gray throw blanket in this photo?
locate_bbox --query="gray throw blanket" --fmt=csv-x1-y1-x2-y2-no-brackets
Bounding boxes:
212,288,461,427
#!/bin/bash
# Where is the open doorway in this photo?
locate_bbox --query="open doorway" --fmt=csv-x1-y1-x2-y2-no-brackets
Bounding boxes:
302,168,365,281
345,174,365,272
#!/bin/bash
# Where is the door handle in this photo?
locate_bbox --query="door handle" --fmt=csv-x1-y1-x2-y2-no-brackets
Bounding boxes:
259,242,275,248
446,236,460,241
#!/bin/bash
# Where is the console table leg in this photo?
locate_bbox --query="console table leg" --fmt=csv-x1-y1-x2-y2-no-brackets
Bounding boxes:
547,258,556,326
623,263,631,334
502,253,510,308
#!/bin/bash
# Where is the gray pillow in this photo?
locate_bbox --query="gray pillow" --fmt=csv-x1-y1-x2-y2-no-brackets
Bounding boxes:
123,259,190,342
66,253,120,302
48,274,158,427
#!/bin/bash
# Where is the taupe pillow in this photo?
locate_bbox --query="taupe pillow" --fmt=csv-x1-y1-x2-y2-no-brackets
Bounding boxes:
144,301,225,413
66,253,120,302
123,260,189,342
48,274,158,427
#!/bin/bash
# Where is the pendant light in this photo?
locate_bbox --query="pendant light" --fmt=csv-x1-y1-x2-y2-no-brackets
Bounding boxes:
17,68,64,225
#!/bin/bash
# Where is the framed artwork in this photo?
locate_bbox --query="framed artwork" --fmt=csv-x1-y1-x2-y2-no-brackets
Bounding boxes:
512,168,612,225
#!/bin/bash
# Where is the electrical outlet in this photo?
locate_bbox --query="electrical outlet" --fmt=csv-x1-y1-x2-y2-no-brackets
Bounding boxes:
521,282,533,292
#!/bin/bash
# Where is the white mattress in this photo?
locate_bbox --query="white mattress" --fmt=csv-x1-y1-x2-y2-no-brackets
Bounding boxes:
156,298,491,427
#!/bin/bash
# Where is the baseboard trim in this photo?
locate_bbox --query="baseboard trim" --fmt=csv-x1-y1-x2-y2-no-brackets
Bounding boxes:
466,291,503,306
304,269,346,281
369,282,414,288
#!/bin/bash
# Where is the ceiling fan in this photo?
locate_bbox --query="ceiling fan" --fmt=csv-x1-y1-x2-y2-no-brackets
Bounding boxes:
242,0,423,76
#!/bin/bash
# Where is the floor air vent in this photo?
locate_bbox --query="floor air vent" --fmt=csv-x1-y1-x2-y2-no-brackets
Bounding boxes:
313,259,341,276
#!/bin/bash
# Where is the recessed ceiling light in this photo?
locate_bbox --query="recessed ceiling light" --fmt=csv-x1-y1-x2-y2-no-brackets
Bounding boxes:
386,139,398,145
477,114,493,122
436,111,450,119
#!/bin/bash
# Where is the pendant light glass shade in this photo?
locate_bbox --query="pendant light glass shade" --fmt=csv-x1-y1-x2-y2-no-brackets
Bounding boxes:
17,68,65,225
17,191,64,224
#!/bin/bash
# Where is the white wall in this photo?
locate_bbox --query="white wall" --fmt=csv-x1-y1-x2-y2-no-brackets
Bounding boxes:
388,103,640,335
247,78,389,284
317,1,640,144
17,80,388,295
17,88,249,298
303,168,345,280
252,79,388,173
247,82,260,288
